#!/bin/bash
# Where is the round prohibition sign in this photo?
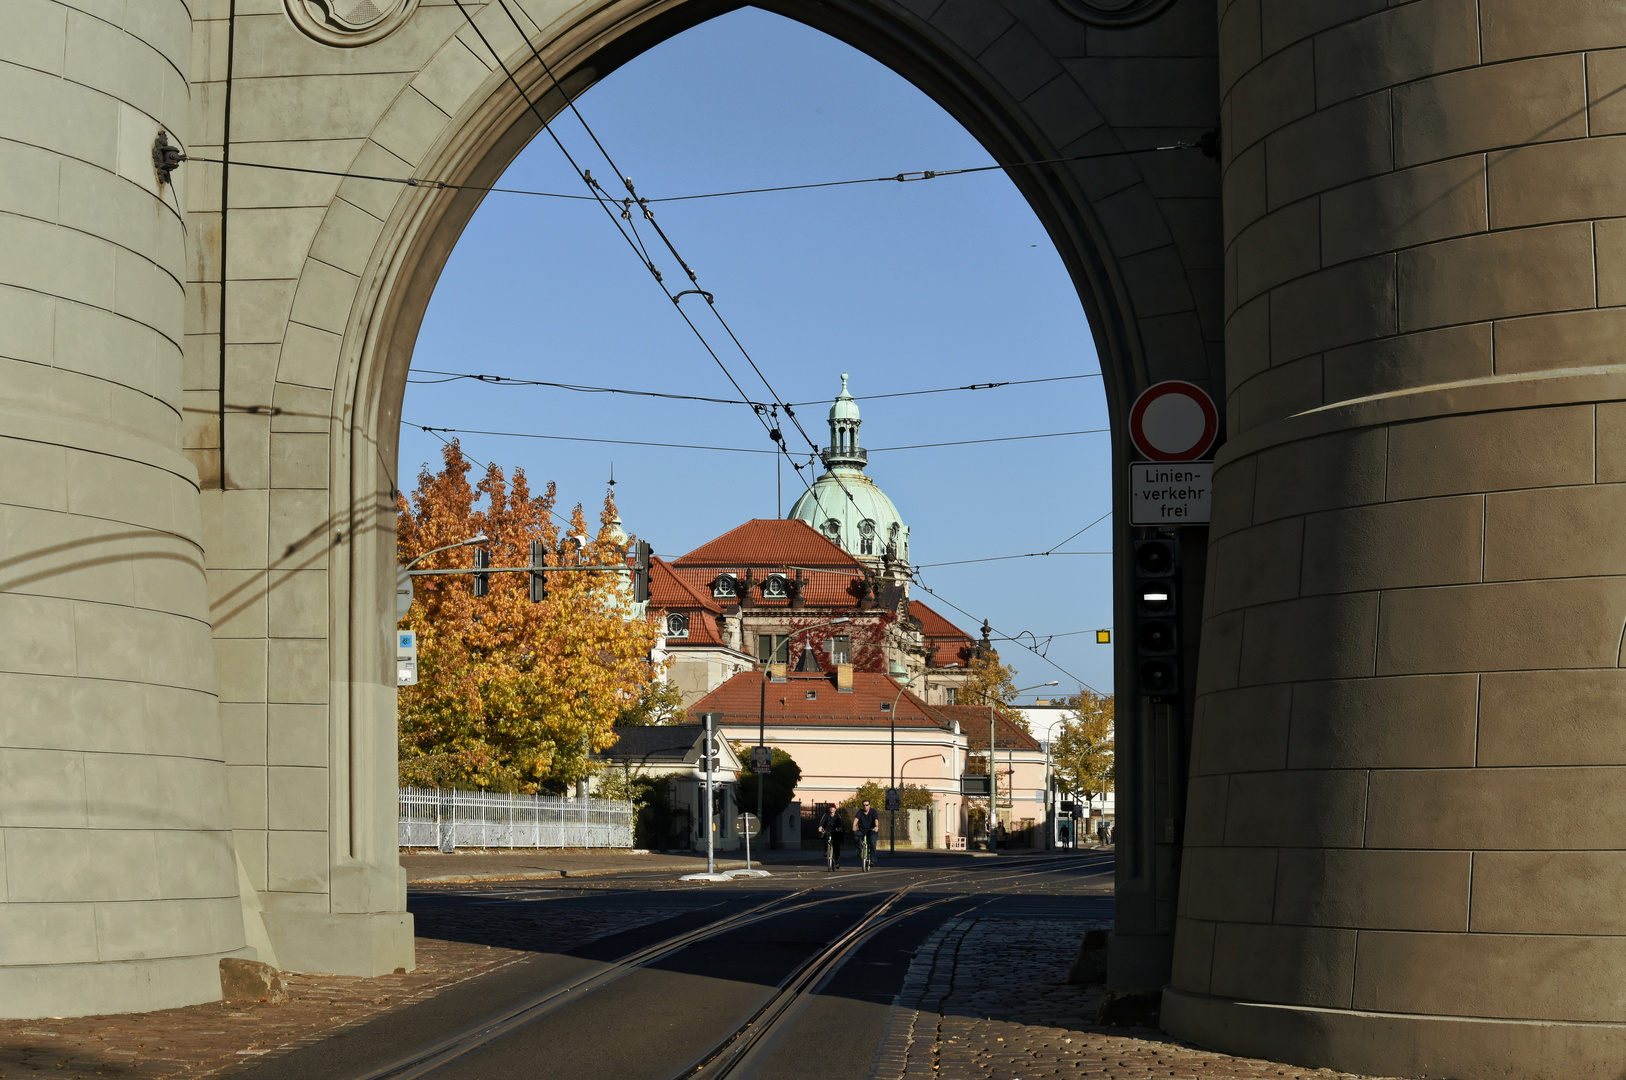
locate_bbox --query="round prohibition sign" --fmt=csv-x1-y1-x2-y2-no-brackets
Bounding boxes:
1128,380,1218,461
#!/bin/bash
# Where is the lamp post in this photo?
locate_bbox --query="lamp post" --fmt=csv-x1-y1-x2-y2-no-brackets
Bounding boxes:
1038,716,1071,851
754,616,852,855
888,673,920,852
970,680,1058,853
899,752,944,850
398,534,488,620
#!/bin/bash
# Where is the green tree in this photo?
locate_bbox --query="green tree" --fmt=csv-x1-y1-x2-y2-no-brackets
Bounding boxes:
842,779,933,813
396,441,662,792
616,679,688,726
731,746,803,823
1052,691,1114,802
958,650,1026,730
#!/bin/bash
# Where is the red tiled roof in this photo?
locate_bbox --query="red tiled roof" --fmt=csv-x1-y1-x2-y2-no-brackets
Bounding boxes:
648,556,721,614
675,519,864,568
693,670,950,729
937,705,1044,751
911,600,971,639
910,600,976,668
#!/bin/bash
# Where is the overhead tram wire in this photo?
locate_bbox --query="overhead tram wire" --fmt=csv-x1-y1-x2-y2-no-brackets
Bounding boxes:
446,0,818,506
909,576,1106,697
481,0,881,533
402,370,1102,403
405,422,1109,454
181,144,1208,204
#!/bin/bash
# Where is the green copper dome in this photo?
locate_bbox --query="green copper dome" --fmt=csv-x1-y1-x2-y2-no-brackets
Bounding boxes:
829,372,860,422
789,375,909,564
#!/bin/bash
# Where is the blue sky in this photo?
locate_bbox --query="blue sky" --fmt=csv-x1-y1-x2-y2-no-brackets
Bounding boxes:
399,7,1115,695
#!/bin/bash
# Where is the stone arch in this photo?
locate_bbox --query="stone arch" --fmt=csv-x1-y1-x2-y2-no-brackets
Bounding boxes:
190,0,1218,977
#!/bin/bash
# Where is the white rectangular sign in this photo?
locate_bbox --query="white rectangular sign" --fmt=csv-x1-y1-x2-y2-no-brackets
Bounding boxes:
1130,463,1212,525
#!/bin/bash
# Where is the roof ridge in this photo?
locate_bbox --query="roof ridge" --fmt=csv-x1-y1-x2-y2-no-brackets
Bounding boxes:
674,518,864,568
651,556,722,612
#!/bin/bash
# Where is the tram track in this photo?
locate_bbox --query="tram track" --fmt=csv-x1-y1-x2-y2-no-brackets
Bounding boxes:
342,853,1104,1080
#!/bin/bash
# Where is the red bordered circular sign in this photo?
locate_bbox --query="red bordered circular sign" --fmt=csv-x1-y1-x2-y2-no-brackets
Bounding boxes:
1128,381,1218,461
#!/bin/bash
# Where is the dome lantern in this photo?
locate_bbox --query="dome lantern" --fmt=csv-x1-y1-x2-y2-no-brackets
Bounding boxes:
789,375,909,567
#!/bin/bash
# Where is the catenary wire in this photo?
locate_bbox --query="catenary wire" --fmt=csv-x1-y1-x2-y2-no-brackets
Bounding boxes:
910,576,1106,697
447,0,810,499
406,422,1109,454
911,550,1111,569
403,369,1102,404
1043,510,1114,554
453,0,841,524
179,143,1204,204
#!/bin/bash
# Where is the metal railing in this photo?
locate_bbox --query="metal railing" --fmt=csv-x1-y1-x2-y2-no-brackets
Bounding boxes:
399,787,634,850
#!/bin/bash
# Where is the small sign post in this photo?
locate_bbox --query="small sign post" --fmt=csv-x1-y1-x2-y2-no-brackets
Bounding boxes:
736,812,760,872
396,630,418,686
1127,381,1218,526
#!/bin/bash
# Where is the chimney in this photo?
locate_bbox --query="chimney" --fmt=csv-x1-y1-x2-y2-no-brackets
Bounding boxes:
835,663,854,693
769,663,787,683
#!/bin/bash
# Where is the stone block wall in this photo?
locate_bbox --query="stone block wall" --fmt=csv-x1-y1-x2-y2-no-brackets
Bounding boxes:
1166,3,1626,1076
0,0,249,1018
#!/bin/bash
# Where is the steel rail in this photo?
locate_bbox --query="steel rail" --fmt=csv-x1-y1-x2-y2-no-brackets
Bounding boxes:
680,855,1109,1080
352,853,1107,1080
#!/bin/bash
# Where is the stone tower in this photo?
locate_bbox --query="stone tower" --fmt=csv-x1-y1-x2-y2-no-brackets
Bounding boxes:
788,374,911,567
1162,5,1626,1078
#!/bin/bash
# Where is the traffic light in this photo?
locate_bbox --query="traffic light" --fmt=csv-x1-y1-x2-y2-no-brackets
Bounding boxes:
529,540,546,603
472,547,490,598
632,540,652,604
1133,536,1179,698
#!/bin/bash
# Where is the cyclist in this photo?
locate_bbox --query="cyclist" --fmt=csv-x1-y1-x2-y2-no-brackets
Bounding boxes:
852,798,880,869
817,802,845,871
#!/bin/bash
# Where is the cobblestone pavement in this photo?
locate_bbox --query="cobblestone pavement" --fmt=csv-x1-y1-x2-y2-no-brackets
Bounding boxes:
0,902,676,1080
872,918,1398,1080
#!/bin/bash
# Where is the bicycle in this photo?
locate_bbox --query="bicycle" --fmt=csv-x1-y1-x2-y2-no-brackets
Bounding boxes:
825,831,843,872
857,832,873,871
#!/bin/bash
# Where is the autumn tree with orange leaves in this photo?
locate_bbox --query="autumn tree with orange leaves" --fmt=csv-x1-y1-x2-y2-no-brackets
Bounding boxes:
396,441,661,792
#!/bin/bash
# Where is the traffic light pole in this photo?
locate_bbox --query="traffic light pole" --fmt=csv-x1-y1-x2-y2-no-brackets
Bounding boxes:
704,712,715,875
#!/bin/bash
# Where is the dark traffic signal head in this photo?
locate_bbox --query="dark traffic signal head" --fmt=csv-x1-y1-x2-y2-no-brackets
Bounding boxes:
529,540,547,603
1134,537,1177,577
1132,535,1180,698
472,547,491,598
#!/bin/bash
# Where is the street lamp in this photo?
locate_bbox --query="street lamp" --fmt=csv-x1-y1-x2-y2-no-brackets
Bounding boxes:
899,752,944,850
969,680,1058,853
752,616,853,857
1038,715,1071,851
397,534,488,621
888,672,920,852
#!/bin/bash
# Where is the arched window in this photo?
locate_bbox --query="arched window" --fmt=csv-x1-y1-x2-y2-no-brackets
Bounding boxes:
822,518,840,538
859,519,876,555
665,612,689,638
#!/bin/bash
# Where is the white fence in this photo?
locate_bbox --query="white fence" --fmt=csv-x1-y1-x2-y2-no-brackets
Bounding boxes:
399,787,634,850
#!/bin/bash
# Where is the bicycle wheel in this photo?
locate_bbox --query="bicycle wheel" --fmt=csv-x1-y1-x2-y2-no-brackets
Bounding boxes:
862,837,872,871
826,838,835,872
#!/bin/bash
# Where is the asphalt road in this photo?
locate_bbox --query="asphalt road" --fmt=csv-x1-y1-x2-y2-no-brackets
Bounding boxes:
235,852,1115,1080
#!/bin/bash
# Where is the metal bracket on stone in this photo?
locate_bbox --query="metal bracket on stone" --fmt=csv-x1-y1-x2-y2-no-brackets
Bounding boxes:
152,131,185,185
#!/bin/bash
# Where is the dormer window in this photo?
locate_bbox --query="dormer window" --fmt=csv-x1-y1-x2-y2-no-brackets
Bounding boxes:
859,519,875,555
880,701,891,711
805,689,818,700
713,574,737,598
665,612,689,639
763,573,788,599
822,518,840,538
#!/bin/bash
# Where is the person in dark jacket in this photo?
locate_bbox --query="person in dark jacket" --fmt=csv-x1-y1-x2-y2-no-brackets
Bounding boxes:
852,799,880,861
817,803,845,870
